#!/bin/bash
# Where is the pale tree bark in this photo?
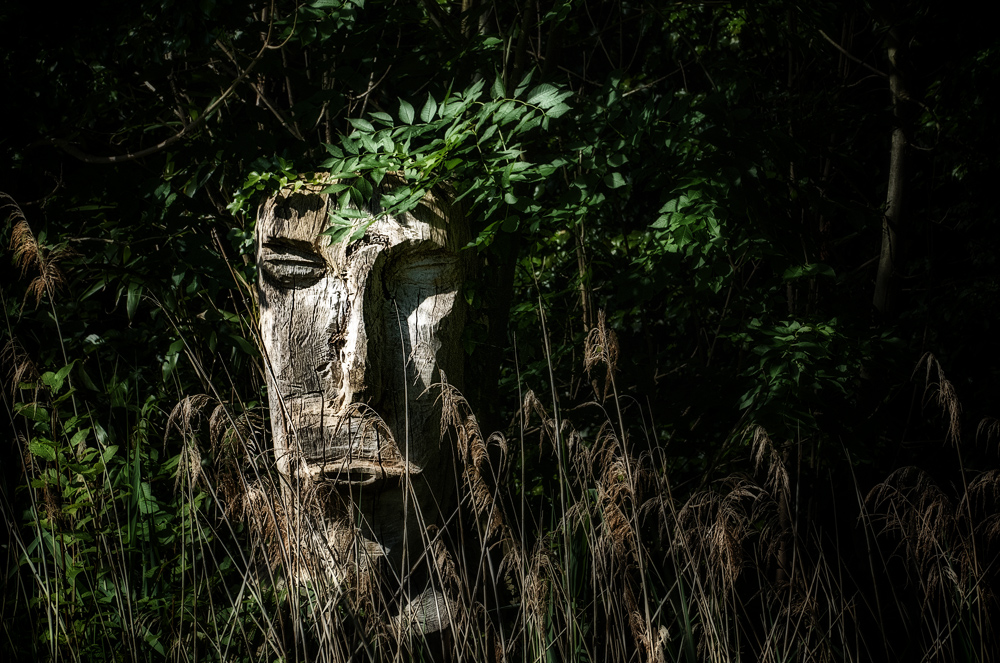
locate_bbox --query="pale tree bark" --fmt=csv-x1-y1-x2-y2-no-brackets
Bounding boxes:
256,180,470,628
873,27,910,318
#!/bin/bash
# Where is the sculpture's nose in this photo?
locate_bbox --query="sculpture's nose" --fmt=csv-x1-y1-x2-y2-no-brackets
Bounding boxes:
337,249,384,409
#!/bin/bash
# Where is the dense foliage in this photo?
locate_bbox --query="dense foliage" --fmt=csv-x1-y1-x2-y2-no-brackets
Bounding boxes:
3,1,999,661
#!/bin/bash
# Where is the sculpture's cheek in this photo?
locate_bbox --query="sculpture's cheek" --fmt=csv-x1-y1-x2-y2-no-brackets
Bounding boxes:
265,282,341,397
404,290,461,388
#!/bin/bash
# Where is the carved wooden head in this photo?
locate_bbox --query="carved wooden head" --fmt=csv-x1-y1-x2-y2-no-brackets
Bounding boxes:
256,182,467,579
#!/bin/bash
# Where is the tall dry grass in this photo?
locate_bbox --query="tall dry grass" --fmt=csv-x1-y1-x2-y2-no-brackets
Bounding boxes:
4,280,999,661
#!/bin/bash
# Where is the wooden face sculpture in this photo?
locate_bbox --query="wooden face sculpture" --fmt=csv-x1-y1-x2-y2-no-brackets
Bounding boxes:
256,183,466,581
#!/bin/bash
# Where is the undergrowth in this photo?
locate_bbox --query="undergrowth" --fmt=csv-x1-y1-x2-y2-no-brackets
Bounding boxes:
2,196,998,662
4,309,998,663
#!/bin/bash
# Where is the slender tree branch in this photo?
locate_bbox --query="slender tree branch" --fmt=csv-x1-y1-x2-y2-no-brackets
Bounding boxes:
622,71,679,96
42,2,287,164
819,29,888,79
215,42,305,141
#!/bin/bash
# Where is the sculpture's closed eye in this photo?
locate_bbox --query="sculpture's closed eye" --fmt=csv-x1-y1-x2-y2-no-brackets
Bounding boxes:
261,239,327,288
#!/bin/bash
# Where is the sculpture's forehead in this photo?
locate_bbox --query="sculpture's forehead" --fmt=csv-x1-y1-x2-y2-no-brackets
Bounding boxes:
259,188,466,252
260,191,329,242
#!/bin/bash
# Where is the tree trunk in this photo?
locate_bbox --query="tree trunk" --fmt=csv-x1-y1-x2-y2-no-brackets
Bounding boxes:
873,27,910,318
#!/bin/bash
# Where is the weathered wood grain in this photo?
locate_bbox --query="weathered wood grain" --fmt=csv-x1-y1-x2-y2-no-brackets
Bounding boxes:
256,181,468,609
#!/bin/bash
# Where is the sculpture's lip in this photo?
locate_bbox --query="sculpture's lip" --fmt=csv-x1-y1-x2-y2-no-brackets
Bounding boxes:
301,458,420,487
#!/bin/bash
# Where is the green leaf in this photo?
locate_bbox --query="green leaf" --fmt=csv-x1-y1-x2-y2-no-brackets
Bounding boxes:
16,403,49,423
348,117,375,132
478,124,498,144
782,263,837,281
228,334,257,357
127,281,142,321
29,440,57,462
76,364,98,391
377,131,395,153
514,70,535,97
493,100,518,125
40,362,74,394
607,152,628,168
352,178,373,203
547,102,571,118
70,427,91,448
359,133,378,153
527,83,560,108
162,339,185,383
491,77,505,99
513,110,541,134
325,224,352,245
604,172,627,189
399,99,415,125
136,482,158,515
420,94,438,122
321,183,351,195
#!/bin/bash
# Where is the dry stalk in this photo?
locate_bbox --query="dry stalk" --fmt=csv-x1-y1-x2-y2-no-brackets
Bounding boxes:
750,426,790,502
166,394,214,491
584,310,620,402
439,377,510,543
914,353,962,446
4,193,73,307
2,338,41,397
866,467,968,606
